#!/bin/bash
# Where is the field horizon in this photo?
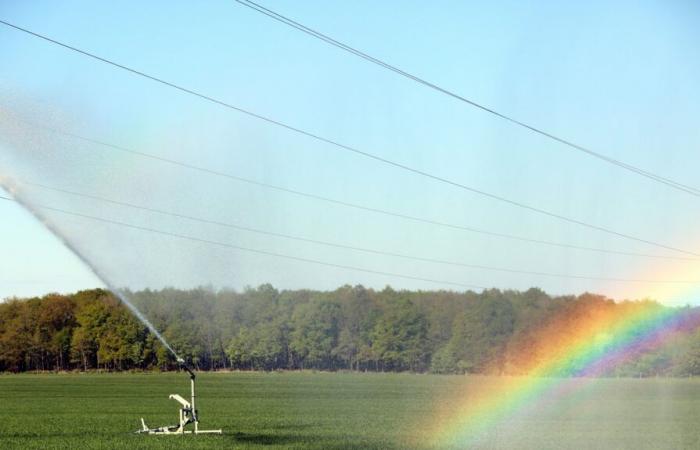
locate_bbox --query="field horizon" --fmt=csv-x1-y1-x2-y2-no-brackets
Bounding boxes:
3,368,700,379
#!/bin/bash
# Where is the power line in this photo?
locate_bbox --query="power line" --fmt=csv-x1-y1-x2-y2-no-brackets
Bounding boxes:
16,119,700,262
234,0,700,197
19,180,699,285
0,19,695,256
0,194,485,290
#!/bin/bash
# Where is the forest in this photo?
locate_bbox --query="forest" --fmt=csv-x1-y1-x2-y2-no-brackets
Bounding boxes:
1,285,699,376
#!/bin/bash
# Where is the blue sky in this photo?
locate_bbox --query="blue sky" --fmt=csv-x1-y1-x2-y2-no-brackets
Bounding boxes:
1,0,699,303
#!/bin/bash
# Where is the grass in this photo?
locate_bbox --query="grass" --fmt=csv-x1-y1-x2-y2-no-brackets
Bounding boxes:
0,372,699,449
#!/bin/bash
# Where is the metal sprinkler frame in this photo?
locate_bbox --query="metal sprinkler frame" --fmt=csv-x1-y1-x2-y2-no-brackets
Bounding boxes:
136,359,222,435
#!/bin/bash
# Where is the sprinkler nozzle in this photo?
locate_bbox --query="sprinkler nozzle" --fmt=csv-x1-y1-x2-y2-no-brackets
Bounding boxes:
176,358,196,380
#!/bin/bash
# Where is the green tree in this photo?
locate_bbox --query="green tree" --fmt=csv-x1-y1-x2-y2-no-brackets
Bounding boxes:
371,296,429,372
430,343,459,374
70,293,112,370
290,299,340,370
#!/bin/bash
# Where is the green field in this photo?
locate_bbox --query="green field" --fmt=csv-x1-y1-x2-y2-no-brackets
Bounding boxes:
1,372,699,449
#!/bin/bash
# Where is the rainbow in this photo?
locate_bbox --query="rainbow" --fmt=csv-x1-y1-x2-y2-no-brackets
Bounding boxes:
427,298,700,448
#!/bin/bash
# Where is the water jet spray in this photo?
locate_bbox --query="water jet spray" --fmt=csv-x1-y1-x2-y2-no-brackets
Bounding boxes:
0,177,221,435
0,176,181,359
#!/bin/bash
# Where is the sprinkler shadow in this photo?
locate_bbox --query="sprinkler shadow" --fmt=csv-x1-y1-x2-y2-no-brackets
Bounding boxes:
230,431,308,446
228,431,401,449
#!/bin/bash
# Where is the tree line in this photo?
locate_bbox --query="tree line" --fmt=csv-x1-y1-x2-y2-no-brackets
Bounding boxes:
1,285,699,376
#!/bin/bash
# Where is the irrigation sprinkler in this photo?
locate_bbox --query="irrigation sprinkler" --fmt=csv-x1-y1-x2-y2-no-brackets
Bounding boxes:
136,358,222,435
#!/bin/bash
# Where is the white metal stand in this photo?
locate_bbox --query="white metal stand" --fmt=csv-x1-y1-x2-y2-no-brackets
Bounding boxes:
136,365,222,435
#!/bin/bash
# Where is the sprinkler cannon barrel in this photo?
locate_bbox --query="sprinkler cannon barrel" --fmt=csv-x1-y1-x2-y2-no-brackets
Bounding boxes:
177,357,196,380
